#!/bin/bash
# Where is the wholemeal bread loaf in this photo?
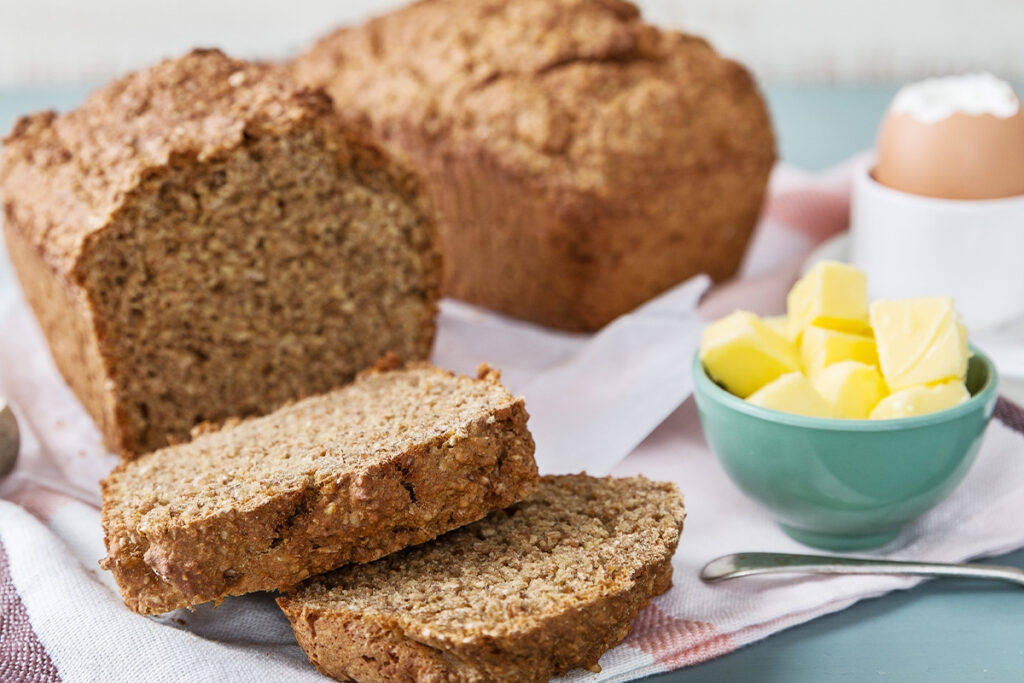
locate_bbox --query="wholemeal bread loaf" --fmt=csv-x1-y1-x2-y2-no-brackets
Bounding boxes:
278,474,685,682
99,360,537,615
292,0,774,331
0,48,441,456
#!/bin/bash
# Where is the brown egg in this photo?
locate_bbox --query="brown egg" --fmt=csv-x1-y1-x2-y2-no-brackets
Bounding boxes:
874,78,1024,200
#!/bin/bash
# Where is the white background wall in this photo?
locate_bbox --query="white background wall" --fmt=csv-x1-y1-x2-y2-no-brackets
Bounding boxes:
1,0,1022,87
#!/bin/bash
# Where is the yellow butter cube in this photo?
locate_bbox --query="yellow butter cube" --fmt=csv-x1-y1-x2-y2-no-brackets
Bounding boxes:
763,315,799,343
747,372,834,418
870,297,969,391
812,361,888,419
800,325,878,379
700,311,801,398
870,380,970,420
787,261,870,339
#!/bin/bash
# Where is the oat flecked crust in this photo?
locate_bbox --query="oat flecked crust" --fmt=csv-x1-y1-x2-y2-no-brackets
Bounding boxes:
99,361,537,615
278,474,685,682
292,0,775,331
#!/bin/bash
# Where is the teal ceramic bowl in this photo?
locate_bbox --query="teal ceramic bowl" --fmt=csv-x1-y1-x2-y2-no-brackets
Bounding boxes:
692,347,998,550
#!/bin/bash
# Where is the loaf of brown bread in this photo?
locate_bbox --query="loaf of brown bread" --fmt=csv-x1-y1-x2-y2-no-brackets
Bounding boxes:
292,0,775,331
279,474,685,682
0,48,441,456
100,361,537,615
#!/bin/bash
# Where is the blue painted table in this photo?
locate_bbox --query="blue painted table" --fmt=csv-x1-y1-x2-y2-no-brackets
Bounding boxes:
1,85,1022,682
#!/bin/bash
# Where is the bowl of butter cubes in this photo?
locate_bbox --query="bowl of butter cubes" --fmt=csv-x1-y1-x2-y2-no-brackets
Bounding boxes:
693,260,998,550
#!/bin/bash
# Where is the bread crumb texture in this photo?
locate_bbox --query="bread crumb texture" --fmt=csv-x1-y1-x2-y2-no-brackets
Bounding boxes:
292,0,774,330
100,363,537,614
1,48,440,456
279,474,685,682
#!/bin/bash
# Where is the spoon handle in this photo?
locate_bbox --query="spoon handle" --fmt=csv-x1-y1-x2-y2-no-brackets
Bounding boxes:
701,552,1024,587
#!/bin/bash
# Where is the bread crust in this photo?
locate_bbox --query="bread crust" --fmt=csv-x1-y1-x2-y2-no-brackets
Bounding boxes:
100,364,538,614
2,216,118,440
292,0,775,330
278,474,685,682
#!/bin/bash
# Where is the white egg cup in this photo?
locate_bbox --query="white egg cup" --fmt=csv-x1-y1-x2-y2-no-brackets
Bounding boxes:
850,160,1024,331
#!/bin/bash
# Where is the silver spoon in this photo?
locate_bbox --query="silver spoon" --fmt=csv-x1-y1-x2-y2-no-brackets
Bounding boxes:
702,552,1024,588
0,398,18,478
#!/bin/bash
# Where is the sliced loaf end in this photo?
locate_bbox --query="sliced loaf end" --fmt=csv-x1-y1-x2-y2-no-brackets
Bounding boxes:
2,48,441,457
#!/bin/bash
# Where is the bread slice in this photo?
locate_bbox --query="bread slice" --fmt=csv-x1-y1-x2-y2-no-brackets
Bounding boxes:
99,361,537,615
278,474,685,682
1,48,440,456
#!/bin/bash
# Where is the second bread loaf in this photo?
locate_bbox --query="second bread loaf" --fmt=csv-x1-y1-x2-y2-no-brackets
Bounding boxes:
292,0,775,331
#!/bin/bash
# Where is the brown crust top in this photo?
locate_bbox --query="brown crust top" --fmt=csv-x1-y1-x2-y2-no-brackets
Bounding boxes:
100,362,538,614
279,474,685,682
292,0,775,197
1,48,391,275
